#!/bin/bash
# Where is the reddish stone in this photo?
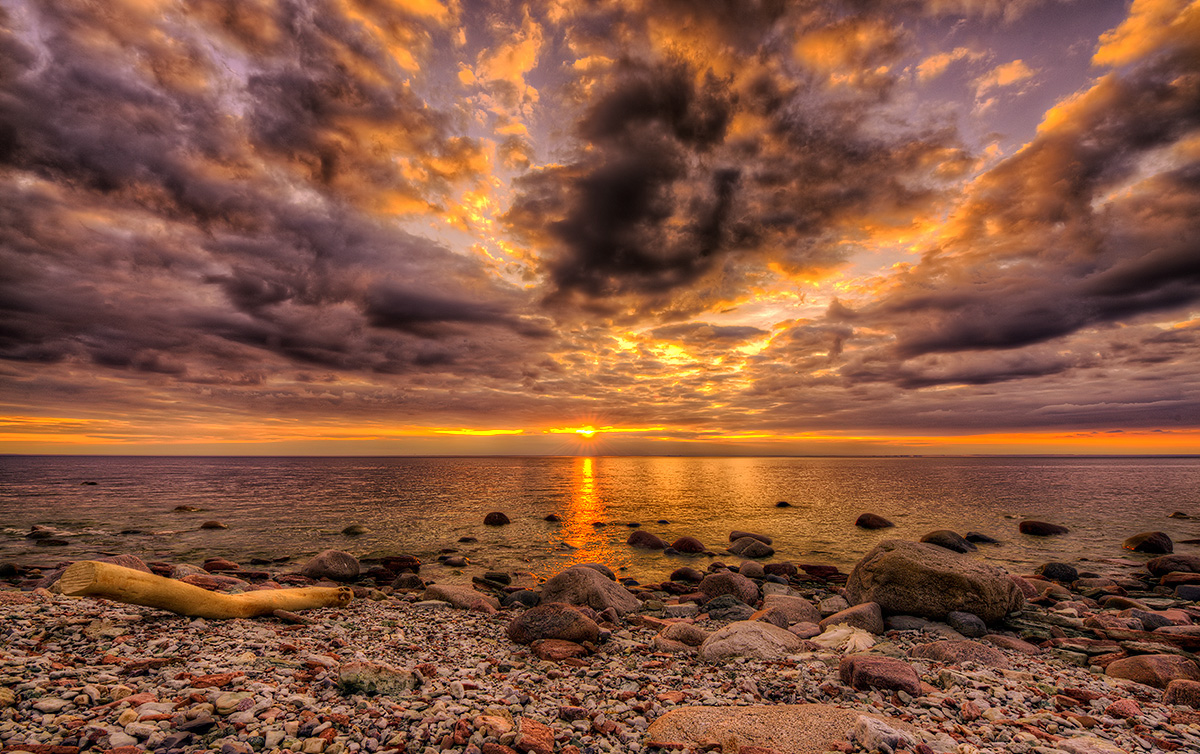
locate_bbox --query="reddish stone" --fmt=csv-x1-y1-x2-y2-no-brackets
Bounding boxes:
839,654,921,696
1060,712,1098,728
1105,699,1141,718
1090,651,1129,669
192,672,242,688
1106,654,1200,689
531,639,588,661
909,640,1010,669
1165,679,1200,708
960,700,982,721
982,634,1041,655
738,747,784,754
2,746,82,754
481,745,519,754
107,748,143,754
202,558,240,572
514,717,555,754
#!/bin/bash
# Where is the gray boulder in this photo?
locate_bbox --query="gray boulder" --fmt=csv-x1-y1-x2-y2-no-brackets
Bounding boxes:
728,536,774,558
699,621,805,661
540,565,639,615
300,550,360,581
845,539,1023,623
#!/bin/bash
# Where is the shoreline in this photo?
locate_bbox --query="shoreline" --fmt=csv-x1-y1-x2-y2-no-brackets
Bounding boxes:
2,538,1199,754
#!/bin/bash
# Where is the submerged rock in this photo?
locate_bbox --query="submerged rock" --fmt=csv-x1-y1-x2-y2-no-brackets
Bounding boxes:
919,529,977,553
627,530,667,549
855,513,894,529
1123,531,1173,554
483,511,510,526
1019,520,1069,536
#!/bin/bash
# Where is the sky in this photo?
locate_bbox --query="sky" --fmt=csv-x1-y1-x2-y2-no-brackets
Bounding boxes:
1,0,1199,456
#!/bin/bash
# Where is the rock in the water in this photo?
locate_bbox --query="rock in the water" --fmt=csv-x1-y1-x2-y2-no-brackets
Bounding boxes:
483,511,510,526
699,571,760,604
919,529,977,553
627,530,667,549
1122,531,1173,554
670,566,705,583
646,705,909,754
946,610,987,638
1036,562,1079,583
506,602,599,645
819,602,884,635
909,639,1010,668
964,531,1000,544
1105,654,1200,688
341,524,368,536
730,530,772,545
544,513,561,522
762,594,820,625
728,536,774,558
671,536,707,553
699,620,804,661
844,539,1023,622
337,661,421,696
1019,520,1069,536
855,513,894,529
299,550,360,581
1147,554,1200,576
200,520,228,530
423,583,500,610
540,565,639,614
775,500,792,507
840,655,920,695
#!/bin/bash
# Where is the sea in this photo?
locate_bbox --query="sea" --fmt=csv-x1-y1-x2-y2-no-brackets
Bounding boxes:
1,455,1197,582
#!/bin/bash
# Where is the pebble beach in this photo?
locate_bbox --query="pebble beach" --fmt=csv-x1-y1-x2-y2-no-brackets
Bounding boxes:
3,517,1200,754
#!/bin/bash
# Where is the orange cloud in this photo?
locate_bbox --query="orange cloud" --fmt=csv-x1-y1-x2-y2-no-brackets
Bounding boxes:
1093,0,1200,68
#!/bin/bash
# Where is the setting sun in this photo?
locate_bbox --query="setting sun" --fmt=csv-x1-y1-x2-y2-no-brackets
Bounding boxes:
576,425,597,439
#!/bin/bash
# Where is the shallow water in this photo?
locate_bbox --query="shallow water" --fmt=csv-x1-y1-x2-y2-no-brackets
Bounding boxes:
1,455,1198,581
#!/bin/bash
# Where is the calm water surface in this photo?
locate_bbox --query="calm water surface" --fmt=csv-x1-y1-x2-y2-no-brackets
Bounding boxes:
1,456,1197,581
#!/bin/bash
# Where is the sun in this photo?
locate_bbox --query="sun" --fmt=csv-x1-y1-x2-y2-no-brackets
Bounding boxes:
575,425,597,439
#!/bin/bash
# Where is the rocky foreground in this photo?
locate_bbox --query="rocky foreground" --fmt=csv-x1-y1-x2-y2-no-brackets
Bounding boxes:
2,539,1200,754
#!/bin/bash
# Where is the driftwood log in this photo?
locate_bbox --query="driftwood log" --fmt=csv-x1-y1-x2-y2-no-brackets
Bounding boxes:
58,560,353,619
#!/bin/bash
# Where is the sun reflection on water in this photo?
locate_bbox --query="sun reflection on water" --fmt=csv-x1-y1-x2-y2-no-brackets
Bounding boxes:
561,456,619,567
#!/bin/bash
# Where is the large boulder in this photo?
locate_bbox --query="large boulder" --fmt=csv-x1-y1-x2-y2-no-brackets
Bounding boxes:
627,530,667,550
909,640,1010,669
762,594,820,625
507,602,599,645
844,540,1023,623
1123,531,1173,554
728,536,774,558
646,705,914,754
1147,554,1200,576
337,661,421,696
840,655,920,695
1105,654,1200,689
699,571,759,604
539,565,639,614
819,602,884,635
299,550,360,581
422,583,500,610
698,621,804,661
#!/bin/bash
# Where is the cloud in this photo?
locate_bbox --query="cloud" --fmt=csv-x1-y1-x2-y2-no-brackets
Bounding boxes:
917,46,985,81
1092,0,1200,68
973,58,1036,98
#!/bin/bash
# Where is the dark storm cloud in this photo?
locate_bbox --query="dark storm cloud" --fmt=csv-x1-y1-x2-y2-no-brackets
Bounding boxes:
0,0,541,393
506,9,959,314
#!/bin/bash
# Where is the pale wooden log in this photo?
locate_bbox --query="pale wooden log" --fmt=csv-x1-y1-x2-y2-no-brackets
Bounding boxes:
58,560,353,619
